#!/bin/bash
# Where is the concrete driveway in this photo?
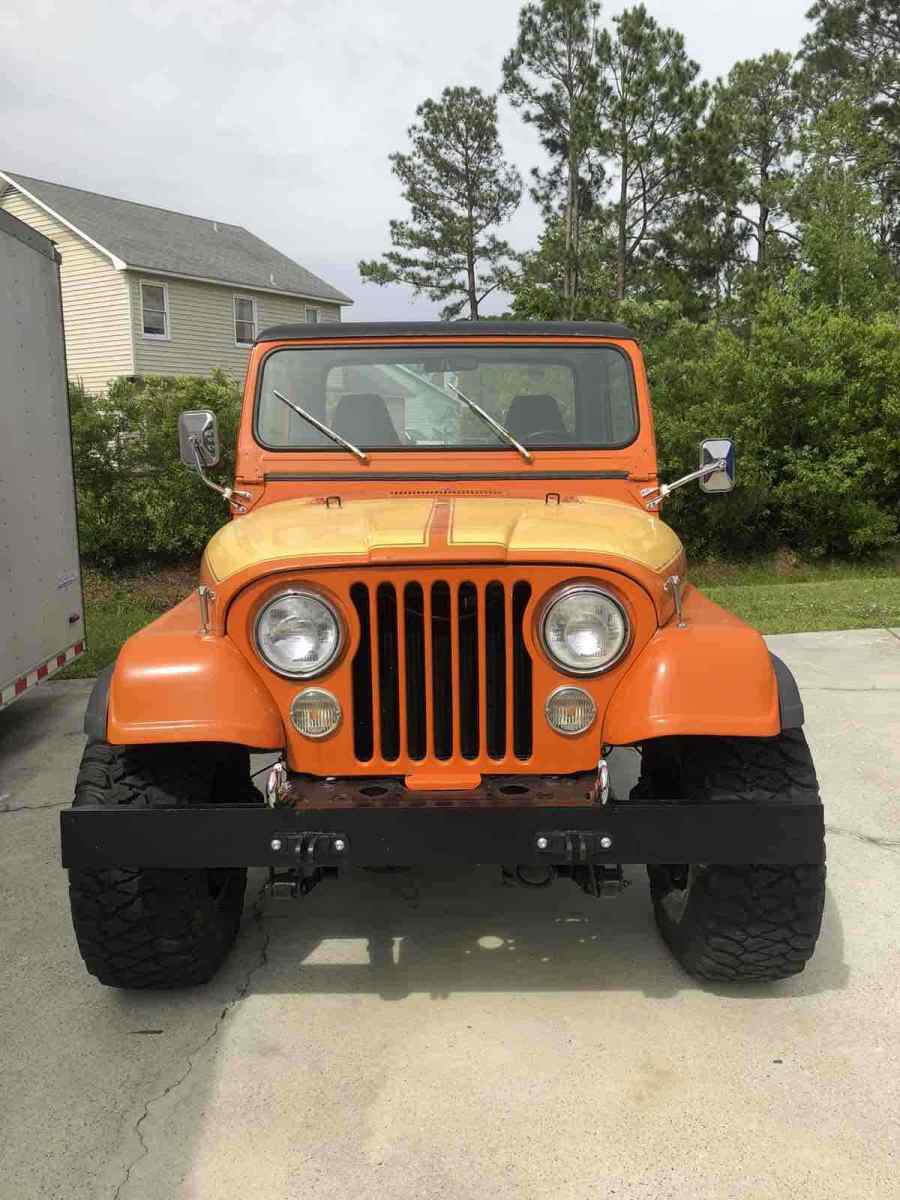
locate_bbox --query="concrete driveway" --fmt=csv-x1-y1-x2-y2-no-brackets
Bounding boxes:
1,628,898,1200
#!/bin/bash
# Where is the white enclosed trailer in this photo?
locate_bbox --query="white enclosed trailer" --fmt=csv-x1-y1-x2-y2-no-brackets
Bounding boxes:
1,208,84,708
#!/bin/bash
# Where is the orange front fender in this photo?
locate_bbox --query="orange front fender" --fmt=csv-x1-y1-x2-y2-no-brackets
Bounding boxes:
602,586,780,744
106,593,284,748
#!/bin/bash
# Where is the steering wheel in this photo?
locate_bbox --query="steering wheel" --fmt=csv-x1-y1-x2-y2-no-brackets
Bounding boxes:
524,429,573,444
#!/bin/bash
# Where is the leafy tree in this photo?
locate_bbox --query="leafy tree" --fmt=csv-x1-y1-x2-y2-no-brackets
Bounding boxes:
791,102,895,310
70,372,242,566
801,0,900,261
710,52,801,278
596,4,708,300
358,86,521,319
502,0,603,317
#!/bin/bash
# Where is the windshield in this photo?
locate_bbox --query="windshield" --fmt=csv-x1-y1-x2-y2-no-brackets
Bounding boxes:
256,344,638,451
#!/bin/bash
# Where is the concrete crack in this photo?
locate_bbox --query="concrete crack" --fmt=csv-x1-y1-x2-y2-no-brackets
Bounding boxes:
0,799,68,813
111,888,271,1200
826,824,900,853
802,686,900,693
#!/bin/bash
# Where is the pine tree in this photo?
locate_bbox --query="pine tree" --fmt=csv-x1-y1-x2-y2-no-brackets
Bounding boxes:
596,4,708,300
358,87,522,320
502,0,603,318
710,52,801,278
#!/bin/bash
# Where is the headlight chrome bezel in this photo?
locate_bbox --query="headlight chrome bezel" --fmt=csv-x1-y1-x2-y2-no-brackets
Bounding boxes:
253,587,345,680
538,582,631,676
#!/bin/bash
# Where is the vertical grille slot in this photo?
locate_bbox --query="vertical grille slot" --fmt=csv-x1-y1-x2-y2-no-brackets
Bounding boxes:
458,582,479,759
404,582,426,760
431,582,453,760
376,583,400,761
485,582,506,759
349,583,373,761
512,582,533,760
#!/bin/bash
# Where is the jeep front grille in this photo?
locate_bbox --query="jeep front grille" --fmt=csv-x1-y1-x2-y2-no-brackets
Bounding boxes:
349,579,533,766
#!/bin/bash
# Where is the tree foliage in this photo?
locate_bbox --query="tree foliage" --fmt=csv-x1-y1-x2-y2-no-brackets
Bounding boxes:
502,0,603,316
596,4,708,300
358,86,521,319
71,373,242,566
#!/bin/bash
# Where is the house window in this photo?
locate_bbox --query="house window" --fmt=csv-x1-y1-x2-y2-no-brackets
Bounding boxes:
305,306,320,323
141,282,169,338
234,295,257,345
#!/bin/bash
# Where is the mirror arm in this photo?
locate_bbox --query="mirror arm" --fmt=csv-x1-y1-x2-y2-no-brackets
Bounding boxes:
640,459,726,511
190,437,251,511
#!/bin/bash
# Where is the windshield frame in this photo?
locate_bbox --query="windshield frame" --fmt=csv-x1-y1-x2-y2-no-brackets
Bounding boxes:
251,340,641,455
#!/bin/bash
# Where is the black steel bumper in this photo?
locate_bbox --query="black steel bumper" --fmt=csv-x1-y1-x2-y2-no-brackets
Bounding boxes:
60,798,824,869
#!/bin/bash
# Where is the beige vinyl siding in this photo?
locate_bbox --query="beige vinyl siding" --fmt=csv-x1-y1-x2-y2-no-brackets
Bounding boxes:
0,188,133,393
130,275,341,380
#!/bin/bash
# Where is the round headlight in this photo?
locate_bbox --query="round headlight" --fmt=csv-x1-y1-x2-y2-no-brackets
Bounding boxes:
254,590,343,678
540,584,629,675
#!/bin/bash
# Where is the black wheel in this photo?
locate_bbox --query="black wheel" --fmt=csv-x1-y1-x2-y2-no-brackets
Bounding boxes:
640,731,826,982
68,741,260,989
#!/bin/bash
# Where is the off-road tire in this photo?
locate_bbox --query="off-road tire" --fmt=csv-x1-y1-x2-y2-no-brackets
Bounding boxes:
68,741,259,989
641,731,826,982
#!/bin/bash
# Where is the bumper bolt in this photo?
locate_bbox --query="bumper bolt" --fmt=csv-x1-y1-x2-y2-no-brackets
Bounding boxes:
270,838,283,852
333,838,346,853
536,836,549,850
600,835,613,850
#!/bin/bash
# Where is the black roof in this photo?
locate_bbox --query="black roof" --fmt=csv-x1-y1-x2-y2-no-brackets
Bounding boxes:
255,320,637,344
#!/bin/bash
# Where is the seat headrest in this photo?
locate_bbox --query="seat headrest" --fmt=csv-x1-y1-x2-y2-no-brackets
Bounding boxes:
504,393,566,440
332,393,399,446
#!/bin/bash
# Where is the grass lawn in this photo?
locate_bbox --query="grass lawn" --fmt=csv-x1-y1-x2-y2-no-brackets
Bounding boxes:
61,557,900,680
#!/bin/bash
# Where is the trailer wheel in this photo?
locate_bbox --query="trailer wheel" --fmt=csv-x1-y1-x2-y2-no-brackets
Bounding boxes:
641,732,826,982
67,741,259,989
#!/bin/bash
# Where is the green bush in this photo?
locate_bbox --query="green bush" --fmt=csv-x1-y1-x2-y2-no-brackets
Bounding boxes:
621,291,900,558
70,372,242,567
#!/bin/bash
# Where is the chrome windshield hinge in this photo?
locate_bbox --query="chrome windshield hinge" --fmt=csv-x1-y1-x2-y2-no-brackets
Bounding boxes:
665,575,687,628
197,585,216,635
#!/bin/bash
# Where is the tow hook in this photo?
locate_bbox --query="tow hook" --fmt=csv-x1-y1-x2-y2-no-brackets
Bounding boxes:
576,863,630,899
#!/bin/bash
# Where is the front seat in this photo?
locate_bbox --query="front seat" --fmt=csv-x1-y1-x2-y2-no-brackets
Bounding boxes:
332,393,400,446
504,393,567,441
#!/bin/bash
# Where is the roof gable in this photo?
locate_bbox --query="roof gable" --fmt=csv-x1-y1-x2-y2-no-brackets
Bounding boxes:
0,170,351,305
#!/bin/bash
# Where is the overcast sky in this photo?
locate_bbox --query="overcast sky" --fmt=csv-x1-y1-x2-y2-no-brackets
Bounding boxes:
1,0,813,319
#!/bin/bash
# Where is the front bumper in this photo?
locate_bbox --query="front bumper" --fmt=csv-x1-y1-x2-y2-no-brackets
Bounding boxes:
60,775,824,869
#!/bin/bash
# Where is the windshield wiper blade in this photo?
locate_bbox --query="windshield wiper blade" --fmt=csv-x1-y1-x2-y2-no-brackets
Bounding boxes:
445,382,533,463
271,389,368,463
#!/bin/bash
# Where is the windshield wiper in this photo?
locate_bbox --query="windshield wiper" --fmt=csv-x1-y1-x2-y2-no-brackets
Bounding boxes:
271,389,368,463
444,382,533,463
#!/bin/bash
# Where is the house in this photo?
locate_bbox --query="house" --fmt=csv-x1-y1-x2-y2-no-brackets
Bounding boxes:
0,170,352,392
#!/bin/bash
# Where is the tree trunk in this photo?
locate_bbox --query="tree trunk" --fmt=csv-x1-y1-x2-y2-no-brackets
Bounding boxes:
757,203,769,273
616,141,628,302
565,141,579,319
466,250,478,320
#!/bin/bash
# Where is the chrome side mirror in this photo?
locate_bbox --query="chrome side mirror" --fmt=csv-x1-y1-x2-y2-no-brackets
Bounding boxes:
698,438,736,493
178,409,220,470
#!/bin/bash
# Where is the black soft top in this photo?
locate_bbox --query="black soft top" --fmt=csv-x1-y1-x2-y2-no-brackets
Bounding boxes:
255,320,637,344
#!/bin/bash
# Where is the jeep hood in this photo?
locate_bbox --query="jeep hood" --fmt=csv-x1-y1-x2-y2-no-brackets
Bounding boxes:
204,495,682,583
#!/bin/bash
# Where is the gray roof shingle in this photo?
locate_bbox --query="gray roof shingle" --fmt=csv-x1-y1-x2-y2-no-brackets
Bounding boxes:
2,171,352,305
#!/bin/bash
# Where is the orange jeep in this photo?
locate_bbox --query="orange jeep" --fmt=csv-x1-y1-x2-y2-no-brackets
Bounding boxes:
62,322,825,987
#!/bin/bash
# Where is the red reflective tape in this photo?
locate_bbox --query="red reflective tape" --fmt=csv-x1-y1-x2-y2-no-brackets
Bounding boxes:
57,654,67,668
37,664,48,679
73,642,84,655
14,678,27,695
